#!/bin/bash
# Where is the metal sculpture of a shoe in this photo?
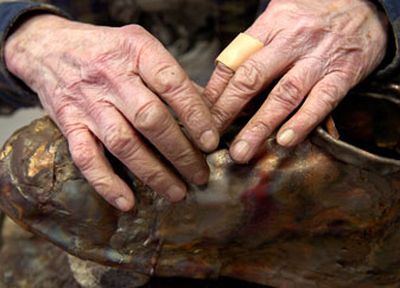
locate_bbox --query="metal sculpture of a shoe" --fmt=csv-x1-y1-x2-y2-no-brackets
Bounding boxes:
0,81,399,287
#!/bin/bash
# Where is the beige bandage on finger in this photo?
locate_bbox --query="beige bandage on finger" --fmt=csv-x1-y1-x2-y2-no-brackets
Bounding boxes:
216,33,264,71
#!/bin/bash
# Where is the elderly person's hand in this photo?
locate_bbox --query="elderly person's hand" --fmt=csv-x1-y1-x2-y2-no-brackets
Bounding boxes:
4,15,220,211
205,0,388,163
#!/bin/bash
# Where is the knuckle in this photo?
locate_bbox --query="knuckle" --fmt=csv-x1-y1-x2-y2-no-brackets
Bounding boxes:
52,80,106,119
139,168,166,188
173,148,197,168
231,59,264,97
203,86,219,105
70,141,96,171
249,120,274,136
212,106,233,128
271,77,305,110
180,101,206,128
120,25,155,54
293,18,323,35
285,18,326,47
63,123,86,141
329,43,364,69
338,66,359,83
80,58,112,86
91,175,114,200
87,101,113,121
104,125,134,156
83,62,108,81
53,83,78,103
301,108,320,124
53,103,73,124
317,83,340,111
135,101,169,133
122,24,147,36
203,65,233,104
216,63,235,80
152,64,187,96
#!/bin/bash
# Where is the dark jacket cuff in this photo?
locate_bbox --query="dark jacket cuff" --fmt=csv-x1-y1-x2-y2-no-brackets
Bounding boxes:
375,0,400,77
0,1,69,109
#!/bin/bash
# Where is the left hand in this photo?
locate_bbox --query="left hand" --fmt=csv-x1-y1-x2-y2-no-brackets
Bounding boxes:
204,0,388,163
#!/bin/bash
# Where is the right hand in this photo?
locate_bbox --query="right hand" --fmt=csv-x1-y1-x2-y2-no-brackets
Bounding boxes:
5,15,219,211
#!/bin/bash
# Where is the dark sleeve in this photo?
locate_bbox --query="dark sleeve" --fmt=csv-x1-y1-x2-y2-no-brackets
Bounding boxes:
0,1,69,110
375,0,400,77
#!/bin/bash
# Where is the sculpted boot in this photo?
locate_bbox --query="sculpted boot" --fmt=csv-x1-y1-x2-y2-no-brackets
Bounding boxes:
0,80,399,288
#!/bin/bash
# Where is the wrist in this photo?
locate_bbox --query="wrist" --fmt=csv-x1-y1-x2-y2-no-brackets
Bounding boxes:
4,14,71,84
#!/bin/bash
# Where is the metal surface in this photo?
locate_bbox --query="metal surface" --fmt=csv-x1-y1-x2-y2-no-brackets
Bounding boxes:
0,81,399,287
0,210,4,249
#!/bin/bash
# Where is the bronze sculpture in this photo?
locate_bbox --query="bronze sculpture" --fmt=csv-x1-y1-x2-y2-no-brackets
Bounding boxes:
0,80,399,287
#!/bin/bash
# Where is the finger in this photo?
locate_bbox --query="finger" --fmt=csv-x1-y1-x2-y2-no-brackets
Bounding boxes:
86,102,187,202
203,63,234,107
229,59,324,163
210,38,299,132
277,72,351,147
203,22,272,107
112,77,210,185
138,39,219,152
67,128,135,211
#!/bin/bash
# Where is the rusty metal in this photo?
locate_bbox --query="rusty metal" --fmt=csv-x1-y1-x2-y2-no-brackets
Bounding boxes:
0,217,80,288
0,80,399,287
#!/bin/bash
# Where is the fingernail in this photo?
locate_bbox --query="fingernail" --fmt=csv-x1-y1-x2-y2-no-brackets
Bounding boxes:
200,129,219,152
115,196,131,211
278,129,296,146
231,140,250,162
193,170,209,185
166,185,186,202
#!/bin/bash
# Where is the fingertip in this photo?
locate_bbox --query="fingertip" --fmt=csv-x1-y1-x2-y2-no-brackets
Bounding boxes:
112,182,136,211
192,169,209,186
107,177,135,211
199,129,220,152
67,129,136,211
165,184,186,202
115,196,134,212
230,140,252,164
277,129,296,147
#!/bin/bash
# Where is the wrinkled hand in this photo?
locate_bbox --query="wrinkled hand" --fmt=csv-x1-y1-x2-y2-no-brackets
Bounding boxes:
5,15,219,211
205,0,388,163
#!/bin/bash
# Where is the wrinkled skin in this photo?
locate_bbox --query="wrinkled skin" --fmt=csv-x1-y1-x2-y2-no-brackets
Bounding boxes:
5,14,219,211
0,81,400,287
4,0,388,213
205,0,388,163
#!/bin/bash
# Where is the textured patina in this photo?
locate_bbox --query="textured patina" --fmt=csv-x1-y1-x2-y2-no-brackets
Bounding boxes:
0,81,399,287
